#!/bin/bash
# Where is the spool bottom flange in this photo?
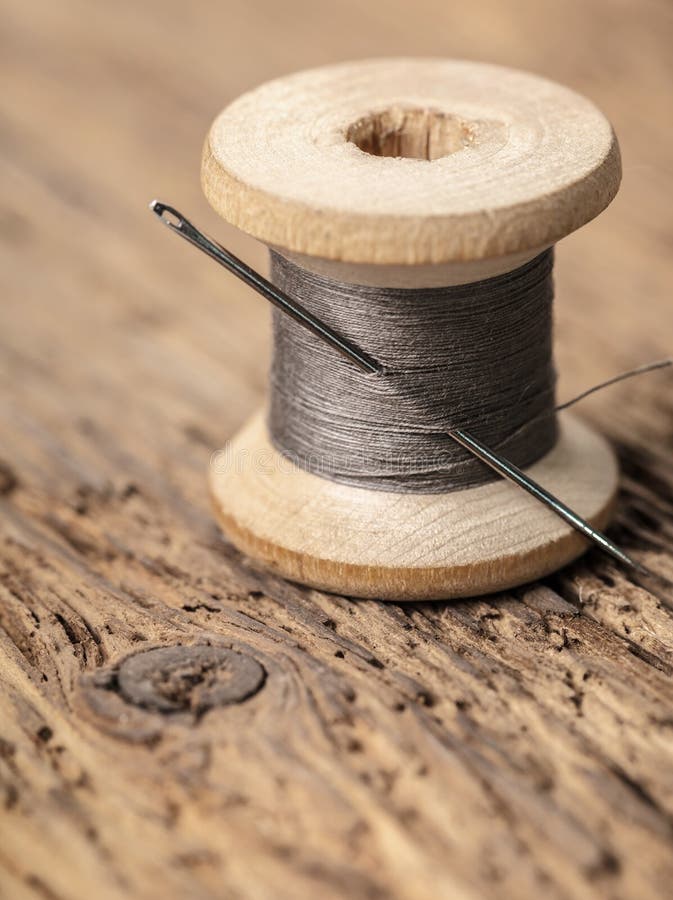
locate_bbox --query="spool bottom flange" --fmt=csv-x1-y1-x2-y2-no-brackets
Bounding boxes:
209,410,618,600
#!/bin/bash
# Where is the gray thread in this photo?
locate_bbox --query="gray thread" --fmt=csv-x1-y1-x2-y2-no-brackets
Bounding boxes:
268,249,557,492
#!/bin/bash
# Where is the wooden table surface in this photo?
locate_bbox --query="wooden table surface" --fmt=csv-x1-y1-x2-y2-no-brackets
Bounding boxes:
2,1,673,898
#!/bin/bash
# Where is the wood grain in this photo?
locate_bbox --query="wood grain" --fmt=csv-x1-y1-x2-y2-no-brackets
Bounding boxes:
210,412,618,599
202,59,621,264
1,0,673,898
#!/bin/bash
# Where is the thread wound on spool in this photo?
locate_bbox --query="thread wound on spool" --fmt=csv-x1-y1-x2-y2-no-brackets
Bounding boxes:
269,249,558,493
203,60,622,598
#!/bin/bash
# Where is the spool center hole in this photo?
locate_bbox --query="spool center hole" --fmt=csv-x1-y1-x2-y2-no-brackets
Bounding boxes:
346,107,475,161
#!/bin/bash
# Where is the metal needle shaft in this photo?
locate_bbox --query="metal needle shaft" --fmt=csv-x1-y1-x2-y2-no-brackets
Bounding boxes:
150,201,381,375
448,428,645,572
150,199,645,575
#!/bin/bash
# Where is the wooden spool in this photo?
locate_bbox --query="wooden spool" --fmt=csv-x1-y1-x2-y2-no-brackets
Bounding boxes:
202,58,622,600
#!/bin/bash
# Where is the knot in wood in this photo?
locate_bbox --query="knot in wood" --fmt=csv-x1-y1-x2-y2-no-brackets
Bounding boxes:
117,646,265,714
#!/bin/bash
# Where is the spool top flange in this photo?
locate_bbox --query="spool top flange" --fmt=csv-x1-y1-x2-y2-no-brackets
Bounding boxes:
202,58,620,266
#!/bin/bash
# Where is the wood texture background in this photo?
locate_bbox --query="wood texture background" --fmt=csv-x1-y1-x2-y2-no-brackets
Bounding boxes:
1,1,672,898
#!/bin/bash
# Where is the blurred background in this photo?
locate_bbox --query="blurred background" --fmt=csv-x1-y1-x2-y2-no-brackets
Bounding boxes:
2,0,671,495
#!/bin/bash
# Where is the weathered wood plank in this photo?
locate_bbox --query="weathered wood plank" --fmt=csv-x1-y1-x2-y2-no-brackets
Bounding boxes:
1,0,673,898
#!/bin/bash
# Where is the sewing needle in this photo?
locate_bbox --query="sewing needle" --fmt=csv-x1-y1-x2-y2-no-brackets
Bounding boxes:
149,201,381,375
149,200,647,576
